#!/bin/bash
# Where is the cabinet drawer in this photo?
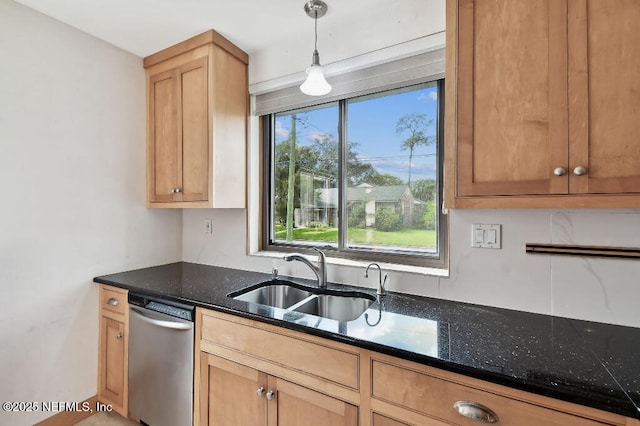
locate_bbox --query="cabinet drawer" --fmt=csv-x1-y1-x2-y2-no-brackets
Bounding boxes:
201,312,360,390
371,360,608,426
100,286,127,316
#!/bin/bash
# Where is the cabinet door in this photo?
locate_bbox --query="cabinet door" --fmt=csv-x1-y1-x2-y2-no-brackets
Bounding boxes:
455,0,569,196
148,67,180,203
98,317,125,410
568,0,640,194
271,377,358,426
205,355,268,426
148,57,208,203
179,57,209,202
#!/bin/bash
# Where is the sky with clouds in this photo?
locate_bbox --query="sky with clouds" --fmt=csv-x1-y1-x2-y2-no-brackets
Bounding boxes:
275,82,439,184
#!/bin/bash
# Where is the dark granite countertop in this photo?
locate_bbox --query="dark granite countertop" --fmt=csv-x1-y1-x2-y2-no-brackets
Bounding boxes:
94,262,640,420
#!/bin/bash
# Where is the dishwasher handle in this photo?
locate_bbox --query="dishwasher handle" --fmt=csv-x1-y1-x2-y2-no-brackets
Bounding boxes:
130,307,193,330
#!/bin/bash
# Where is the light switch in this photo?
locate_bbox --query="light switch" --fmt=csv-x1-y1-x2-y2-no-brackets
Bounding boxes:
471,224,502,249
475,228,485,243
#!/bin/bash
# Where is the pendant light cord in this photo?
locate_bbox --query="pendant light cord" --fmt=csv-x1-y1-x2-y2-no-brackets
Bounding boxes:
314,11,318,51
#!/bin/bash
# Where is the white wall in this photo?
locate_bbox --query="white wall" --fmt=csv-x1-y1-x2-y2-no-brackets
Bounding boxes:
183,0,640,330
0,1,182,424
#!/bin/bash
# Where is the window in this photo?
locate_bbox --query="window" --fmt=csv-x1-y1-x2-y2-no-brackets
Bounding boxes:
262,80,446,268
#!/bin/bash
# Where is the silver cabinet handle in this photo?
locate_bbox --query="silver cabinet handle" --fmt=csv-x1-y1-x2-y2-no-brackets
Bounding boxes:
266,391,276,401
115,332,123,340
171,188,182,193
107,298,119,306
256,387,265,397
573,166,588,176
453,401,499,423
553,167,567,176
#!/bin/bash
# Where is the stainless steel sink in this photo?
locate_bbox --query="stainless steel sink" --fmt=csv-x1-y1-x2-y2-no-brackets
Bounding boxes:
230,281,314,309
229,280,376,321
291,293,376,322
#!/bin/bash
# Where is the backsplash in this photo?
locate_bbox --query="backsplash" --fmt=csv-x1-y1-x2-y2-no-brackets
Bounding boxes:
182,208,640,328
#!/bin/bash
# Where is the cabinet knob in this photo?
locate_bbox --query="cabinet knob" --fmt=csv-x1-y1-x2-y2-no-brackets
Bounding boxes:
256,387,265,397
573,166,588,176
107,298,119,306
454,401,498,423
553,167,567,176
266,391,276,401
171,188,182,193
116,332,123,340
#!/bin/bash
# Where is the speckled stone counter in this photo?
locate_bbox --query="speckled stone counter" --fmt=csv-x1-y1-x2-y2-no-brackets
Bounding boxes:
94,262,640,419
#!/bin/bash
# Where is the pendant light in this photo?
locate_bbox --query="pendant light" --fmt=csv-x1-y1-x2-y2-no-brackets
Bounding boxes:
300,0,332,96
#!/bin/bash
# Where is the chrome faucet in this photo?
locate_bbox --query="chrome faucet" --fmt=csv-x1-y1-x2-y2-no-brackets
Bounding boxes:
365,263,387,297
283,247,327,288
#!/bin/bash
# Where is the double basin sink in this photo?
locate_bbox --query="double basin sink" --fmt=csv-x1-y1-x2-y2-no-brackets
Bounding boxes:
228,279,376,322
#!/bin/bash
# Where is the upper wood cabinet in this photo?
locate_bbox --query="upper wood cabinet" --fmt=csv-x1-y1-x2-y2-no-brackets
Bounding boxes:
144,30,248,208
445,0,640,208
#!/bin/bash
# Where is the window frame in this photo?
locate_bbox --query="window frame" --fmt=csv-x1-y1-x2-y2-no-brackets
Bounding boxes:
261,79,448,269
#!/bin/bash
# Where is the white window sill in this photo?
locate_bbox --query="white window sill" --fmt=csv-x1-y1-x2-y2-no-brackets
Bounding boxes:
249,250,449,278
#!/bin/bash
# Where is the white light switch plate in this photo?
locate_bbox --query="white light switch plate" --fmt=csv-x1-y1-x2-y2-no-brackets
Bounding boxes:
471,224,501,249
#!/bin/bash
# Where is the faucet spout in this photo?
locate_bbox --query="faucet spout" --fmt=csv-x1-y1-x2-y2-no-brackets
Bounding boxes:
283,247,327,288
365,263,387,297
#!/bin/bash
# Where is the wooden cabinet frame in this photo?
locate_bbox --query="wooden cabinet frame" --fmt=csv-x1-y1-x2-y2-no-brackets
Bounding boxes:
144,30,249,209
445,0,640,208
97,285,128,417
195,309,359,425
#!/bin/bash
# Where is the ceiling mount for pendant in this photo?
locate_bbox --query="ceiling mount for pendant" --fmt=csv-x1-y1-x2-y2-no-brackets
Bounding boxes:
304,0,328,19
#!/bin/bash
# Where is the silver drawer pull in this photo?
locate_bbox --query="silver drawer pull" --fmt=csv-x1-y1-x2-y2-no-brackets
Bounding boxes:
107,297,119,306
257,387,265,397
454,401,499,423
266,391,276,401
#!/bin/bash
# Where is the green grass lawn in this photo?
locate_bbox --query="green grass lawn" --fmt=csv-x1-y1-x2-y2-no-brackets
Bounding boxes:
274,226,436,248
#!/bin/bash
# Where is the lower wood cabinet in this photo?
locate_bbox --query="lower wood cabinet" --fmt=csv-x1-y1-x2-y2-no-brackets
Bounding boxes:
195,308,639,426
274,376,357,426
97,285,128,417
205,354,266,425
369,354,638,426
196,309,360,426
202,353,357,426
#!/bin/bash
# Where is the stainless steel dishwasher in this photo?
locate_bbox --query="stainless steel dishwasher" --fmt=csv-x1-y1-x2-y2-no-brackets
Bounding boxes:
128,293,194,426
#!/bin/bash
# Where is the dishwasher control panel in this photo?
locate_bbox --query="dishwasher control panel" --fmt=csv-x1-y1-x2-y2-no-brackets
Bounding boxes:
129,293,194,322
145,301,192,321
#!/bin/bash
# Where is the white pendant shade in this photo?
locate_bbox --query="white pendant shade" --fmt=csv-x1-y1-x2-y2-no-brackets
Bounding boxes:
300,64,332,96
